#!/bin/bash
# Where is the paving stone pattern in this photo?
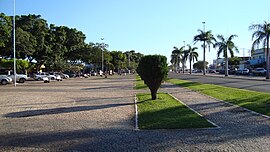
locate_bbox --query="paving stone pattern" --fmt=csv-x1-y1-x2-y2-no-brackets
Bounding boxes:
0,75,269,152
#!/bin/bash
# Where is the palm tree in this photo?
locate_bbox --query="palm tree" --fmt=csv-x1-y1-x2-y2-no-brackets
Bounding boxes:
171,46,184,72
184,45,198,74
249,21,270,79
215,35,239,77
194,30,215,75
170,52,178,72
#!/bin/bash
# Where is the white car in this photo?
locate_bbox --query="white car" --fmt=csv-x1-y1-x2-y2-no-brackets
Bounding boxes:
62,74,69,79
35,72,56,81
0,75,13,85
43,77,50,83
7,74,28,83
55,74,62,81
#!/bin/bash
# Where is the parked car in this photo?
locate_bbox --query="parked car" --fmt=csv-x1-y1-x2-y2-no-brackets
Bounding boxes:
43,77,50,83
242,69,250,75
235,68,242,75
228,68,236,75
253,68,266,76
0,75,12,85
49,72,63,81
62,73,69,79
35,72,56,81
90,71,97,76
208,69,216,73
7,74,28,83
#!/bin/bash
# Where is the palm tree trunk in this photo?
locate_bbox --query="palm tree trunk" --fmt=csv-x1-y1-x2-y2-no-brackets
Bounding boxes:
225,57,229,77
266,36,269,79
182,61,185,73
189,58,191,74
203,41,206,75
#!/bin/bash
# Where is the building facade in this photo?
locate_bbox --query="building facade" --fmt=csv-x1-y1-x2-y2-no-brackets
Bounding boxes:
249,48,267,66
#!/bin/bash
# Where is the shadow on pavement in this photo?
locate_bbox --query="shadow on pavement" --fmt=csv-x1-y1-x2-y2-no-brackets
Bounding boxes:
4,102,133,118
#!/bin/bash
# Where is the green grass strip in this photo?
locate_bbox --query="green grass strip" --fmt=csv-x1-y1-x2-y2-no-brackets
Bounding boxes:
136,93,215,129
167,79,270,116
134,75,148,90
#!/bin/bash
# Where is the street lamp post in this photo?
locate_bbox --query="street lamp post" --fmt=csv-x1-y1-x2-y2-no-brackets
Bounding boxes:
182,41,185,73
101,38,104,73
13,0,17,86
202,21,206,75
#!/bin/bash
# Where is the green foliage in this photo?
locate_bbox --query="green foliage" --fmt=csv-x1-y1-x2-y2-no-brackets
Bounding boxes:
168,79,270,116
215,35,238,76
194,30,216,75
193,60,208,70
0,58,29,73
185,45,198,74
137,55,168,100
110,51,126,71
171,46,185,72
228,57,241,67
134,75,148,90
0,13,12,48
136,93,214,129
0,13,144,72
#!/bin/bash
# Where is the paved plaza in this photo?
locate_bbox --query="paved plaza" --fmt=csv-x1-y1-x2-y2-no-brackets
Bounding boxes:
0,75,269,151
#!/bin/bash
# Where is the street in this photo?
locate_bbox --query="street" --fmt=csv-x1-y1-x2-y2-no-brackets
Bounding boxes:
169,72,270,93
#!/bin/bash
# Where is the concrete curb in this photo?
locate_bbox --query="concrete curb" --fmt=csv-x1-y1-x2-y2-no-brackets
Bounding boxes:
167,80,270,120
134,95,139,130
168,93,220,129
199,92,270,120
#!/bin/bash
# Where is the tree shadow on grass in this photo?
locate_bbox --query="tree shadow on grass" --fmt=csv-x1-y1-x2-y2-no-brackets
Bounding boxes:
170,81,201,88
222,95,270,116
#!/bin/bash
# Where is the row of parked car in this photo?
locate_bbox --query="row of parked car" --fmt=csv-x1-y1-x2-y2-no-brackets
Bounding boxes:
0,72,72,85
217,68,267,76
34,72,70,83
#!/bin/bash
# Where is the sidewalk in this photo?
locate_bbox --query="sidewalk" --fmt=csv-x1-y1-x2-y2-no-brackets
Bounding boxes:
159,82,270,151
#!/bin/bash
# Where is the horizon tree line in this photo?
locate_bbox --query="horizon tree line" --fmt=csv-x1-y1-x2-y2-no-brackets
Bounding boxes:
0,13,144,74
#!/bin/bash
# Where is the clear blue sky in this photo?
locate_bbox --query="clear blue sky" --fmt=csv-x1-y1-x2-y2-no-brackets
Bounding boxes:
1,0,270,64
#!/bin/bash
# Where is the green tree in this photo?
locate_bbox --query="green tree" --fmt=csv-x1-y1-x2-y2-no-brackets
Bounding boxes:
228,57,241,68
215,35,239,76
110,51,127,72
137,55,168,100
0,59,29,73
0,13,12,58
15,27,37,59
193,61,208,70
185,45,198,74
171,46,185,73
194,30,215,75
249,21,270,79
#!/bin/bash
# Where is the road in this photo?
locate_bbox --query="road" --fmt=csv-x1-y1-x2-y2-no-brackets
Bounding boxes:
169,72,270,93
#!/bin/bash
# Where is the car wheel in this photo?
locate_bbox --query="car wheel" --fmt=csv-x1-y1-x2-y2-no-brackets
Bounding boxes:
19,78,25,83
1,79,8,85
51,77,55,80
38,77,42,81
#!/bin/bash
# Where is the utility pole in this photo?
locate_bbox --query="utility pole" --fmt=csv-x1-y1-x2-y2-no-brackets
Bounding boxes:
101,38,104,73
202,21,206,75
13,0,17,86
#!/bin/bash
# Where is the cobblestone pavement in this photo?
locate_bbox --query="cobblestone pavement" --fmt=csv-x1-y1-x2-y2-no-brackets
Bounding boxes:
0,75,269,151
